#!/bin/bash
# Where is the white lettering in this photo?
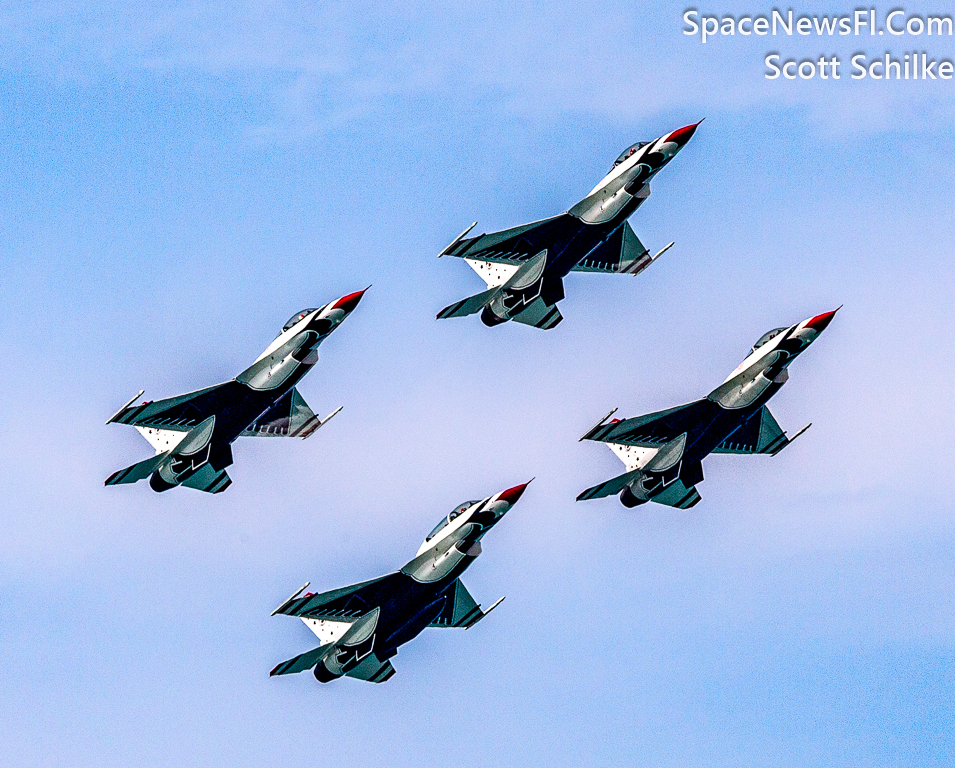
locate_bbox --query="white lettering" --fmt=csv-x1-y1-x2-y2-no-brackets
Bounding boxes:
887,10,905,35
855,9,869,35
851,54,867,78
928,17,953,35
765,54,781,79
813,16,838,35
682,10,699,36
773,9,793,35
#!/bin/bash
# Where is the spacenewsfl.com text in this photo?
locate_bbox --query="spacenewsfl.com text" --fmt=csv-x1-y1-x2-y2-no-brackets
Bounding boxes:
683,8,955,80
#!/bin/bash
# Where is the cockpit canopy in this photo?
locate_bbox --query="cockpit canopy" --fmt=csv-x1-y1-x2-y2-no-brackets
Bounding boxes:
751,327,787,354
611,141,648,171
282,308,317,332
425,500,479,542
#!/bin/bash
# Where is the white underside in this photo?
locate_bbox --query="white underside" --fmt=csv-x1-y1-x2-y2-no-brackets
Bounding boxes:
136,426,188,454
466,258,520,288
301,617,353,645
608,442,659,472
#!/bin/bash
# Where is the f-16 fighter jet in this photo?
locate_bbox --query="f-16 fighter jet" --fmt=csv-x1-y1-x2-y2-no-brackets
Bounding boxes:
577,309,838,509
104,289,367,494
436,122,701,329
269,482,529,684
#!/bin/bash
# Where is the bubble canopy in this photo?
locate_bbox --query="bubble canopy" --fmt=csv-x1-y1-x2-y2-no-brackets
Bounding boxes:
611,141,648,171
751,327,787,354
426,501,480,542
282,309,317,332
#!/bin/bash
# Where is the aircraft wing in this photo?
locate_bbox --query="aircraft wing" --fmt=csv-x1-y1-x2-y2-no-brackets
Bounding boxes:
711,405,792,455
581,399,720,447
427,579,490,629
571,222,654,275
441,214,572,265
107,381,242,431
241,387,323,439
272,573,403,621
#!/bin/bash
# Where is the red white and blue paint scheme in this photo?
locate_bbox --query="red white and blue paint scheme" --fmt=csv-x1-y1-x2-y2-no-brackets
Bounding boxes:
577,309,838,509
269,482,529,684
105,289,367,494
437,122,701,329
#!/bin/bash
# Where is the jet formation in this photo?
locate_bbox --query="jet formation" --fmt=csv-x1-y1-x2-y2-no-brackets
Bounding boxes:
105,289,366,494
436,122,701,329
97,120,843,689
270,482,529,684
577,310,838,509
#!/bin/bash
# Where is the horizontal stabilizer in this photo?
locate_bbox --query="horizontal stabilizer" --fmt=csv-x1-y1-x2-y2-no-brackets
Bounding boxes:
180,464,232,494
344,654,396,683
436,286,501,320
104,454,166,486
651,480,702,509
512,297,563,330
270,643,333,676
576,468,644,501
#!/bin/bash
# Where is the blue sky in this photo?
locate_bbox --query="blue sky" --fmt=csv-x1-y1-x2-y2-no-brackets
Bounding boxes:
2,2,954,766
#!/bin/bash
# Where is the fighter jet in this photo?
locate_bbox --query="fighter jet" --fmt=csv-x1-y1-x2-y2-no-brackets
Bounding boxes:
104,289,367,494
436,122,701,330
577,309,838,508
269,482,529,684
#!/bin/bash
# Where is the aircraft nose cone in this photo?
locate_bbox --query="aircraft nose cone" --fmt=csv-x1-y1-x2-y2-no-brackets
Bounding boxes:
668,120,703,148
805,307,840,333
497,480,532,506
332,287,369,314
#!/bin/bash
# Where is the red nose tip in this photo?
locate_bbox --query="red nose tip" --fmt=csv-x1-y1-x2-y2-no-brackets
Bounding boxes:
497,480,532,506
805,307,840,332
332,287,369,313
668,120,703,147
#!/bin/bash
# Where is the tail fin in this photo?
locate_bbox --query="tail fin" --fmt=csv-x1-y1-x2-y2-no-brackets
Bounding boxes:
105,454,166,487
